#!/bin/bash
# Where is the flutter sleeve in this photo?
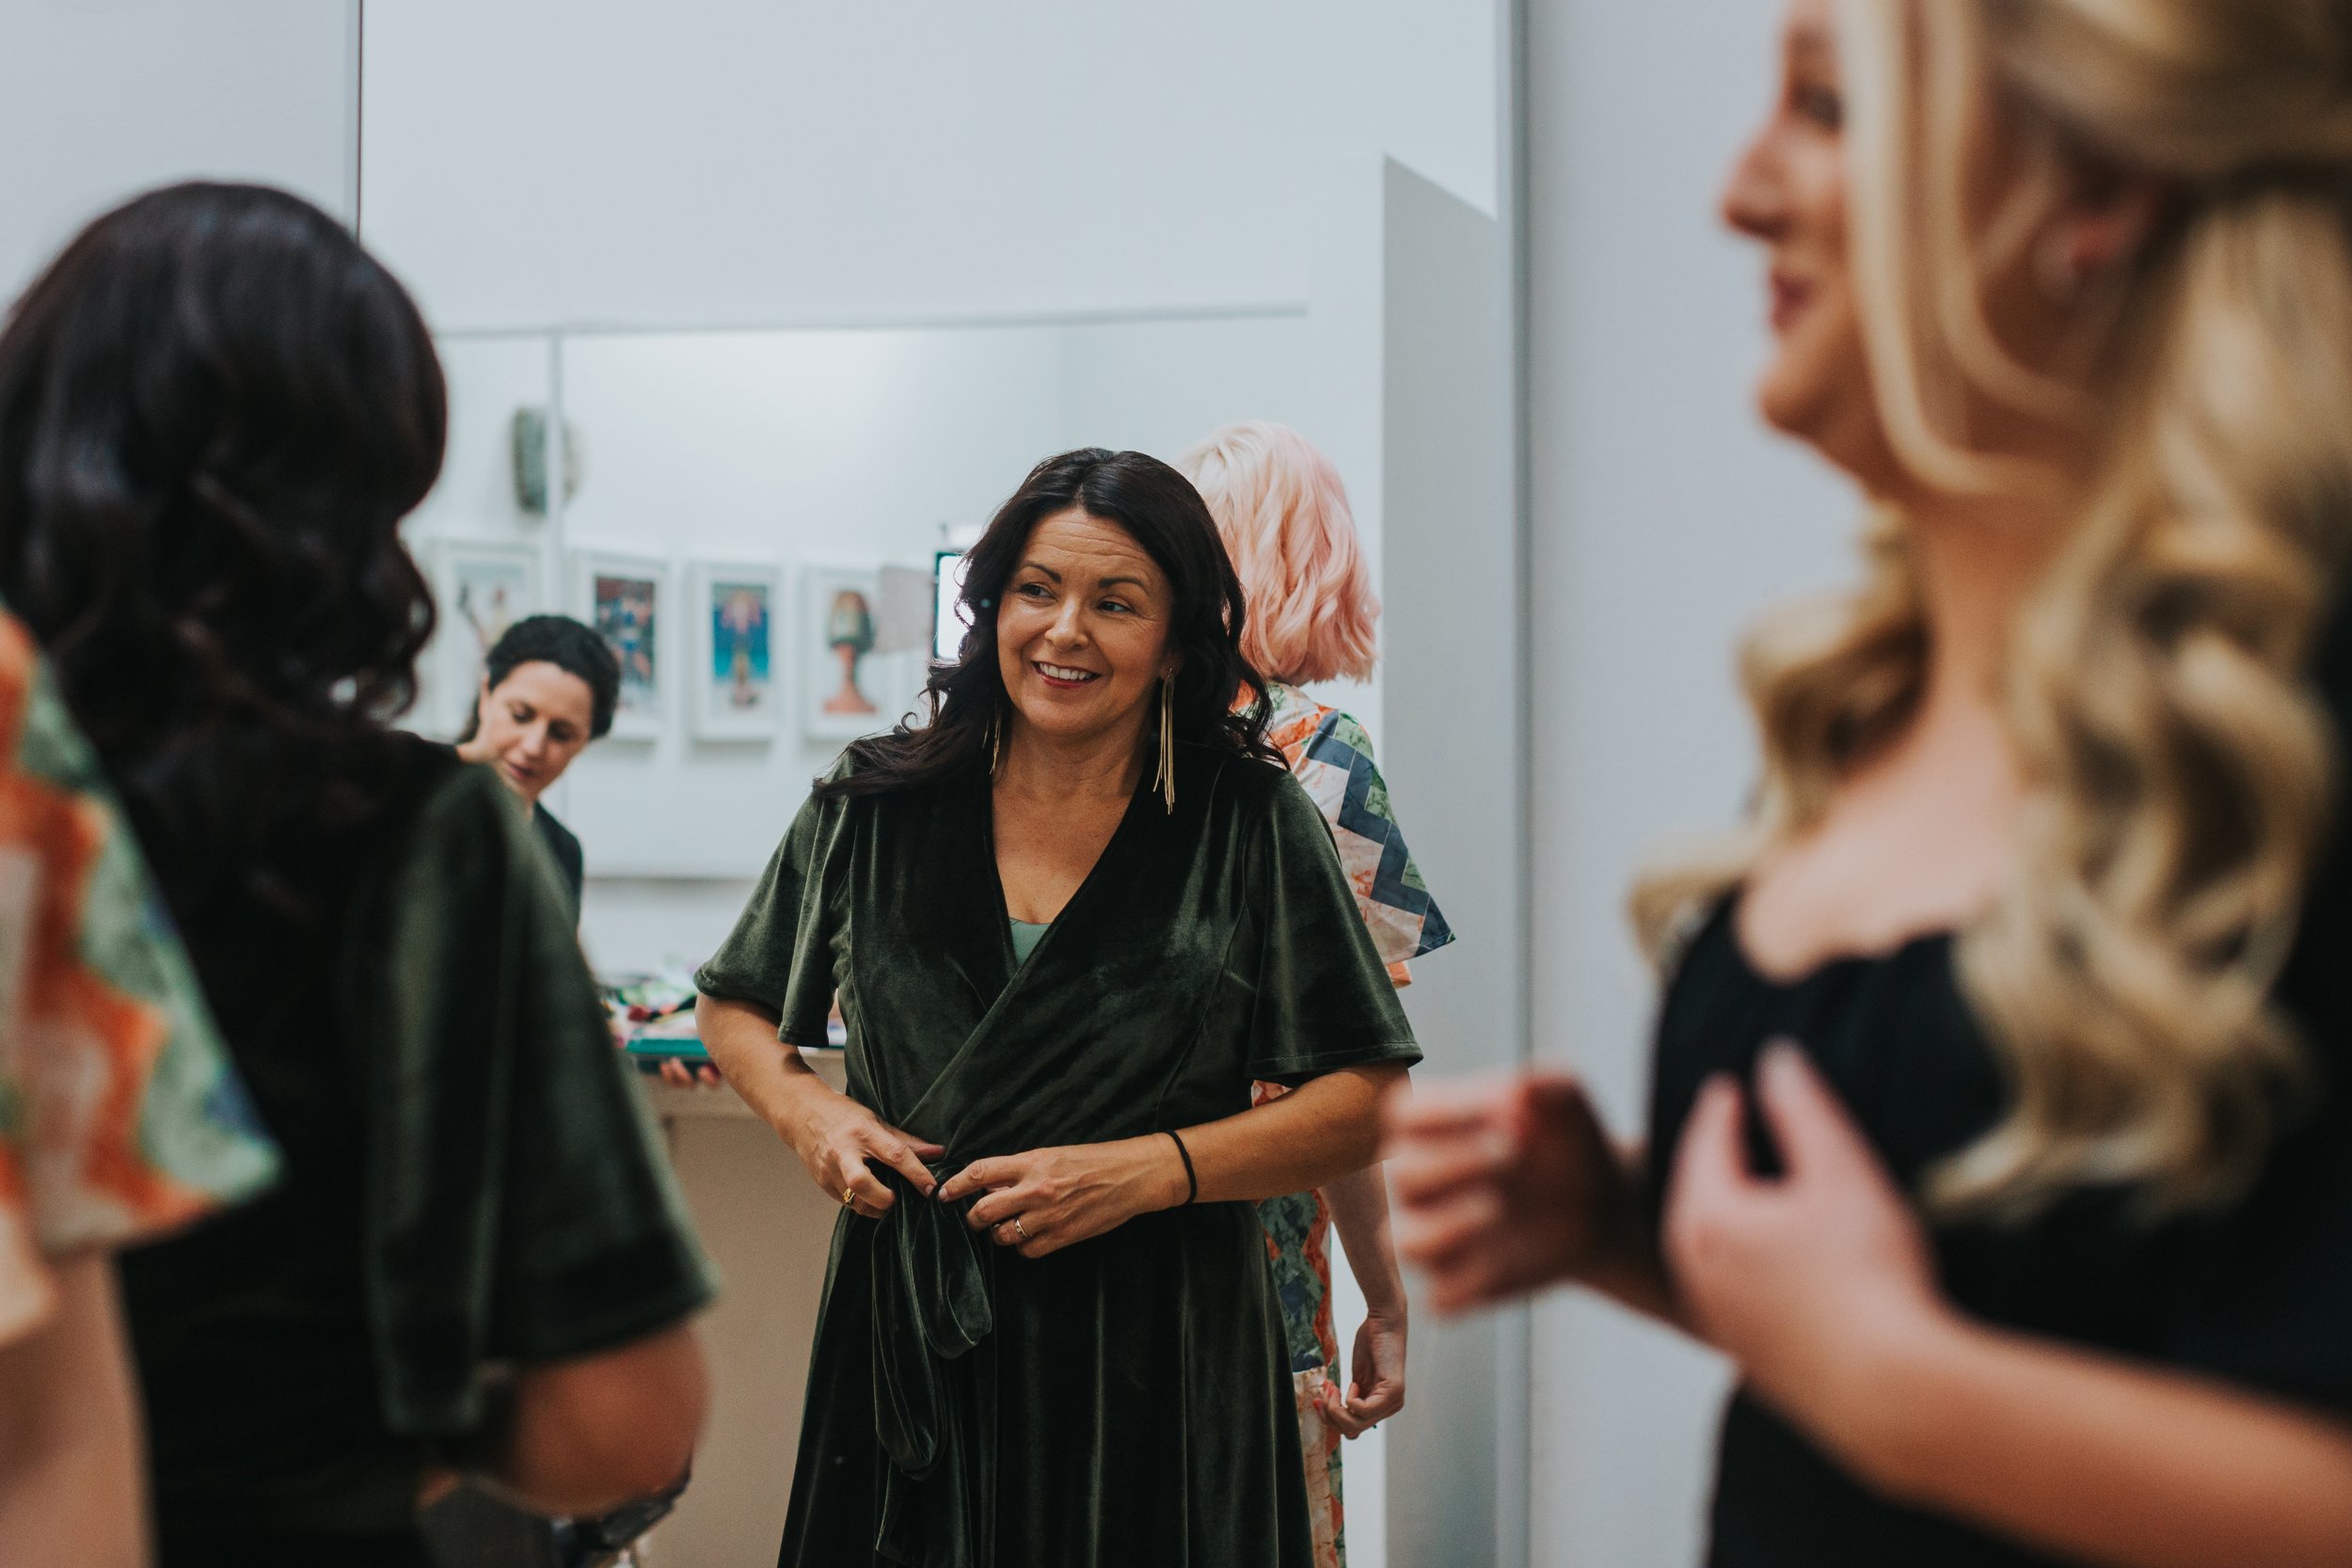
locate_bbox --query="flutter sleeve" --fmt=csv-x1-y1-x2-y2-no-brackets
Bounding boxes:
694,784,847,1048
1308,707,1455,974
1243,769,1425,1085
0,620,277,1346
346,762,715,1435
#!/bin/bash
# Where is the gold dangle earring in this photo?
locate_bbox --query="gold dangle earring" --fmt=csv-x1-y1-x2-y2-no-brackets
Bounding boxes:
988,704,1003,779
1154,674,1176,815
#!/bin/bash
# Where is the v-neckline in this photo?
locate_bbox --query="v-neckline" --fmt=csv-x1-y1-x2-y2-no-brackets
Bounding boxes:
981,774,1150,974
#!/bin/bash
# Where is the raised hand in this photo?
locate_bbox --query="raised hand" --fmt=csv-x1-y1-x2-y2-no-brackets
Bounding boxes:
1662,1041,1947,1438
936,1136,1187,1259
1384,1072,1643,1315
784,1092,945,1220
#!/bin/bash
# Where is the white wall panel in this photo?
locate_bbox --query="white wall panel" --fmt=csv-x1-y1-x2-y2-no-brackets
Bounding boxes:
0,0,354,300
358,0,1497,334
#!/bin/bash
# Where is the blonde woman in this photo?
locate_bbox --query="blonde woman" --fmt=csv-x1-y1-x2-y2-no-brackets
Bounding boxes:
1387,1,2352,1564
1182,423,1454,1568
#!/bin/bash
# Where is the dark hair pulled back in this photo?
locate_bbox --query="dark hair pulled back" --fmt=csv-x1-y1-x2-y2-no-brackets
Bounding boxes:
821,448,1278,798
0,182,445,918
457,614,623,741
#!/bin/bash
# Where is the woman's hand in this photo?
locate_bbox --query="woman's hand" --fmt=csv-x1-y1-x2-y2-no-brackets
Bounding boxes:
657,1058,724,1090
781,1085,945,1220
1384,1072,1643,1314
1319,1307,1406,1437
1662,1041,1952,1445
936,1137,1187,1259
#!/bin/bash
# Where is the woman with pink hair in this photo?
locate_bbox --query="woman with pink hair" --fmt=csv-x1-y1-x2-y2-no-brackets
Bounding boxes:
1180,421,1454,1568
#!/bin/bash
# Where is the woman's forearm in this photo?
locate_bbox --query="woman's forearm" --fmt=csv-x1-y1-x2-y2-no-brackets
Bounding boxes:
1178,1064,1406,1205
0,1253,146,1568
1323,1164,1406,1314
695,994,830,1144
1578,1145,1681,1325
1828,1317,2352,1568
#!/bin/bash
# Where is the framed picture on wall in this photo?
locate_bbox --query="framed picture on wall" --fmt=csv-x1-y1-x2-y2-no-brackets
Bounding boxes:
429,538,542,736
570,549,669,742
690,560,784,739
802,564,895,742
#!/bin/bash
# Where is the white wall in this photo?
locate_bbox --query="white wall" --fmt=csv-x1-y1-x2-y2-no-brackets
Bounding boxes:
0,0,354,298
1521,2,1862,1564
356,0,1497,335
405,312,1327,977
1374,159,1521,1568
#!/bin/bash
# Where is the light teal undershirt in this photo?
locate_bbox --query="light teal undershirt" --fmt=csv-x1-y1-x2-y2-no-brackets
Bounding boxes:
1009,919,1050,967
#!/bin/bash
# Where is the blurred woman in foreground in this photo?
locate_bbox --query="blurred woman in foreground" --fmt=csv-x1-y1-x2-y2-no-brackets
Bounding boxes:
0,182,715,1568
0,615,276,1565
1390,3,2352,1563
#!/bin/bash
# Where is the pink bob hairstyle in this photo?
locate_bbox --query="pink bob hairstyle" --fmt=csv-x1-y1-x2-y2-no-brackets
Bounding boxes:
1177,421,1379,687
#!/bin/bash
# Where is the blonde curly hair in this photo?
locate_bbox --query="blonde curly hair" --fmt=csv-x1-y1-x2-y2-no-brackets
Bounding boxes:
1635,0,2352,1219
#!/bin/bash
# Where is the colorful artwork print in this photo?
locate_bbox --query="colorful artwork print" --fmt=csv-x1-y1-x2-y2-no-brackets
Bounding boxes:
454,561,528,676
822,589,878,717
687,562,781,739
711,582,771,708
428,541,541,737
803,566,900,742
595,573,660,718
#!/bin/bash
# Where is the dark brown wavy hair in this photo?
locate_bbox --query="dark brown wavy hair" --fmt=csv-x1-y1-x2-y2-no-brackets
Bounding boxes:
0,182,445,919
820,448,1278,798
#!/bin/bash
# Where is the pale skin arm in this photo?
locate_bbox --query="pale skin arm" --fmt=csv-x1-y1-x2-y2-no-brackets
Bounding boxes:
1384,1072,1677,1323
1663,1045,2352,1568
0,1253,147,1568
697,994,944,1215
1320,1163,1407,1434
442,1322,711,1518
937,1064,1410,1259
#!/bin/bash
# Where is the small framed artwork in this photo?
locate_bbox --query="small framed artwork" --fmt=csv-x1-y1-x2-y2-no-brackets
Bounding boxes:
571,549,668,741
429,538,542,736
802,564,895,742
690,561,784,739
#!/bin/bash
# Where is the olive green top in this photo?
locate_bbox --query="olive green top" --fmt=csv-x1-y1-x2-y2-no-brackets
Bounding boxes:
697,744,1420,1568
122,742,715,1543
1008,918,1050,968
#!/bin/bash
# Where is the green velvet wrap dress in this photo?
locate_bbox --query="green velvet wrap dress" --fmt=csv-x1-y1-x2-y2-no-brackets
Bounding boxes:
695,742,1422,1568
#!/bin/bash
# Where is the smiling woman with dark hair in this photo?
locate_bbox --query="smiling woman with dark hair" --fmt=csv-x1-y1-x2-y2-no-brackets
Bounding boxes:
696,447,1422,1568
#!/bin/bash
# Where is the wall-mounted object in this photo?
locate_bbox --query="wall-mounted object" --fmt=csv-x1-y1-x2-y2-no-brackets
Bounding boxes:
801,564,896,743
690,560,785,741
429,538,544,736
571,548,669,742
511,407,582,516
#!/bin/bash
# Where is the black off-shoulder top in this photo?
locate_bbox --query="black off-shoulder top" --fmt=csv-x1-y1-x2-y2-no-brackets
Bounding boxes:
1645,618,2352,1567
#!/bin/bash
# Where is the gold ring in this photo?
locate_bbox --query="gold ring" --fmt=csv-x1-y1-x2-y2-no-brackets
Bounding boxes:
1014,1216,1028,1241
842,1186,855,1208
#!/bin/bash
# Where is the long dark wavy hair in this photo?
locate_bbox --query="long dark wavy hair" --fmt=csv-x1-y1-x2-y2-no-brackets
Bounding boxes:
0,182,445,920
821,448,1278,799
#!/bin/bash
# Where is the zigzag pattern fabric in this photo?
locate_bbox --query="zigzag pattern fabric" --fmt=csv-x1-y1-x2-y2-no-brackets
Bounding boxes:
1262,683,1454,976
